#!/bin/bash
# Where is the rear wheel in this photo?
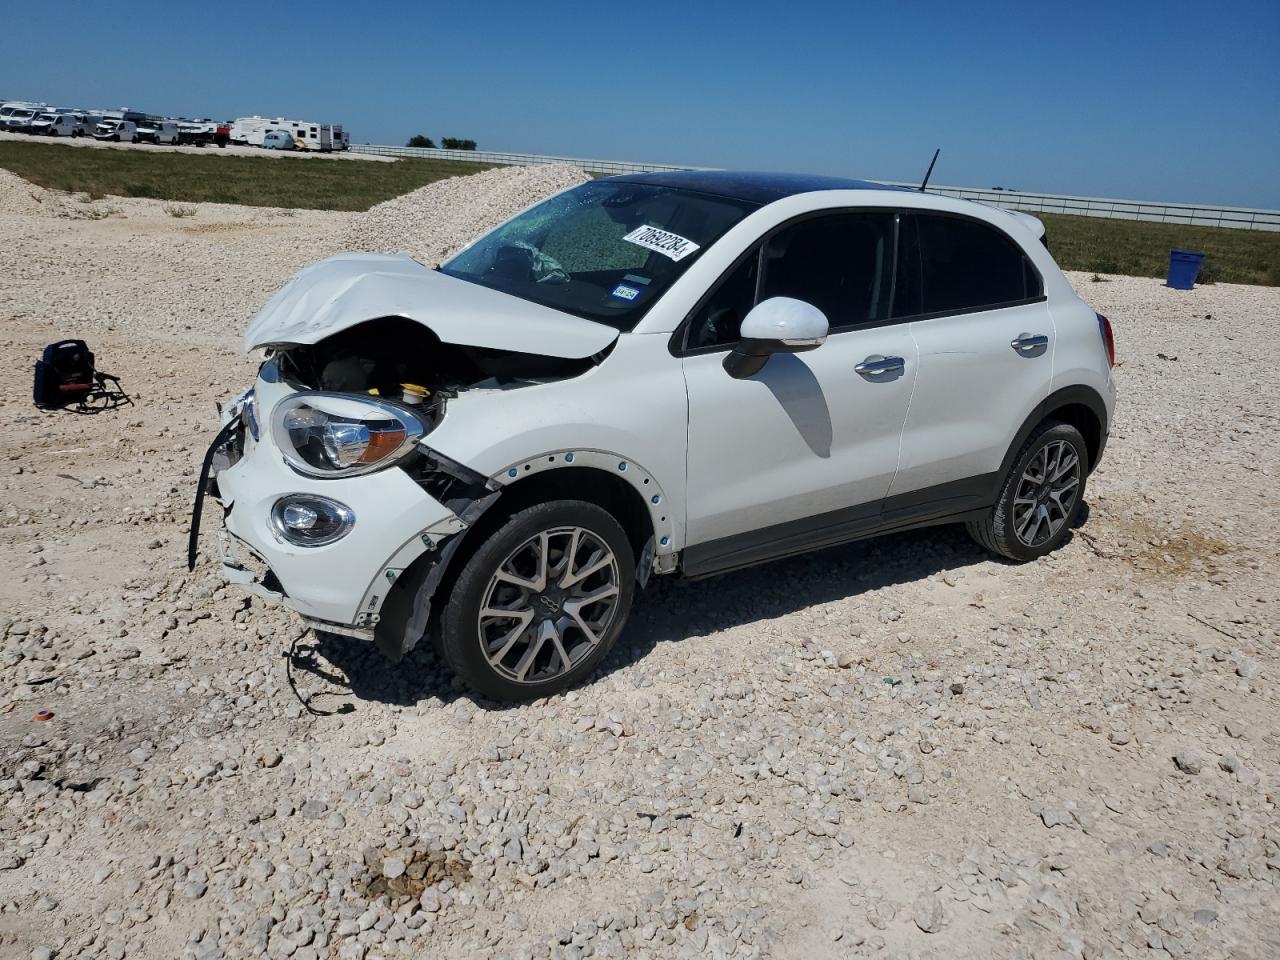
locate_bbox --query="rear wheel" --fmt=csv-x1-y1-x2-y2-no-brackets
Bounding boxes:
439,501,635,701
967,420,1087,562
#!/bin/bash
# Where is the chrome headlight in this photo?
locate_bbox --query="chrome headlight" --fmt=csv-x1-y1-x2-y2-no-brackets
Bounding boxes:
271,392,426,477
242,388,260,441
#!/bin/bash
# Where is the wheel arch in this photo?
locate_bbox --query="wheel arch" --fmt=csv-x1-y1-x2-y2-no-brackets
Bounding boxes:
374,459,664,660
1000,385,1108,480
481,464,659,565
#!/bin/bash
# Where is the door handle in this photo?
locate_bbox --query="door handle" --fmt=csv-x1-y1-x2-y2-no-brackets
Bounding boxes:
855,355,906,378
1011,333,1049,353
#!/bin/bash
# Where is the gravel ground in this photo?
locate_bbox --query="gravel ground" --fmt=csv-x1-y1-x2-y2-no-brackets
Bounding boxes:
0,130,396,162
343,163,589,266
0,170,1278,960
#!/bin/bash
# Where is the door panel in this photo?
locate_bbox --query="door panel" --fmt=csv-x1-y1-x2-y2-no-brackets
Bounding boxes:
888,212,1055,501
890,302,1054,497
683,326,918,546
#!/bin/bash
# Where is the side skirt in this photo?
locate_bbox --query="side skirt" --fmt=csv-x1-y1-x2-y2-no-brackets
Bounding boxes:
681,473,998,580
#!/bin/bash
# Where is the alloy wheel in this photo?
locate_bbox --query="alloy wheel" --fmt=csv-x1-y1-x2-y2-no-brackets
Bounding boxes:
1012,439,1081,547
477,526,621,685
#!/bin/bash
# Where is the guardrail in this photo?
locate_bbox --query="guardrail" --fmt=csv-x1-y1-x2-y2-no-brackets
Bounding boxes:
881,182,1280,232
350,144,1280,232
351,143,711,176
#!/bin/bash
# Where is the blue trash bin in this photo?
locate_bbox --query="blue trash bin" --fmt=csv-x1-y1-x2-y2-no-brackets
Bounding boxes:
1167,249,1205,290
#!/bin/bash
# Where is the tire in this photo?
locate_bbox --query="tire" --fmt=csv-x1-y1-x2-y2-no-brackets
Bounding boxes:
966,419,1088,562
439,500,635,701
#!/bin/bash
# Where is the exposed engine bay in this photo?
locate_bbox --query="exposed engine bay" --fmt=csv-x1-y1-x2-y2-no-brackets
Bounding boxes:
272,316,604,412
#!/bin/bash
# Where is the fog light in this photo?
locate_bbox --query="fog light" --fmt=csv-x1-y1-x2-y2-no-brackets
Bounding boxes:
271,495,354,547
282,503,318,530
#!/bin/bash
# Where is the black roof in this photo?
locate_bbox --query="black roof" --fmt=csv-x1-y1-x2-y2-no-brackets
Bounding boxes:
606,170,907,205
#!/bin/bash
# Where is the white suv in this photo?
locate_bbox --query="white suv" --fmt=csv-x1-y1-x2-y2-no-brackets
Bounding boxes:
193,172,1117,701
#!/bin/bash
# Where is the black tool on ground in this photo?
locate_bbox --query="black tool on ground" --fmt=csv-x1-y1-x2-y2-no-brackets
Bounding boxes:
285,636,356,717
32,339,132,413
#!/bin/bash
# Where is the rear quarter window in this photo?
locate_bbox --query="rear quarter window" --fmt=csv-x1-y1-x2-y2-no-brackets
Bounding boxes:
911,213,1042,316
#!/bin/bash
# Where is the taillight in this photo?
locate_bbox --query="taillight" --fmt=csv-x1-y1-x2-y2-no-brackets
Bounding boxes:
1097,313,1115,368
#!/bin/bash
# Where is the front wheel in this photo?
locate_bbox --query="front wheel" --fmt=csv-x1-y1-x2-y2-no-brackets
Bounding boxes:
440,501,635,701
966,419,1088,562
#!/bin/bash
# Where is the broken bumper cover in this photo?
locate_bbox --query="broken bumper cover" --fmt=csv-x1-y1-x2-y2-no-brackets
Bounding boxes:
197,398,460,635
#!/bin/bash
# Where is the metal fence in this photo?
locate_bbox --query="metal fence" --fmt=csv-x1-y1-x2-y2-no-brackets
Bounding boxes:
350,144,1280,232
351,143,711,176
879,182,1280,232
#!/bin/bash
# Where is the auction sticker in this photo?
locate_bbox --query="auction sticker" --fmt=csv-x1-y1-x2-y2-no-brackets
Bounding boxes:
622,225,700,262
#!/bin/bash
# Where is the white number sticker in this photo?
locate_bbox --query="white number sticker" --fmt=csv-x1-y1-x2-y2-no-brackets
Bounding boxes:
622,225,701,262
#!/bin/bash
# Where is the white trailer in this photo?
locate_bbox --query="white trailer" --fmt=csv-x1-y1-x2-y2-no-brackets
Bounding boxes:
229,116,348,151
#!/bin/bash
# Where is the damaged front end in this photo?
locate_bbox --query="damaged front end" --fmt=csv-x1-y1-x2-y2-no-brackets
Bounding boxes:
193,255,618,658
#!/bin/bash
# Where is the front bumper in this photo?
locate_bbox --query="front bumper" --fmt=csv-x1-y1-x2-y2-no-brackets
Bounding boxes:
193,382,460,634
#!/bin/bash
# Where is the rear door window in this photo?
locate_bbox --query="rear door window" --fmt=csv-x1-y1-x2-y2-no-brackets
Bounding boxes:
909,214,1041,315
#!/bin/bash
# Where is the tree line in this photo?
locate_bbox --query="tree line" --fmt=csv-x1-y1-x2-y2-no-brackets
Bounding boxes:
406,135,477,151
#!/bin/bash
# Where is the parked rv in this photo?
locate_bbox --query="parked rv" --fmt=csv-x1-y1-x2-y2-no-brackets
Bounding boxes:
229,117,279,147
231,116,348,151
95,109,148,127
261,130,295,150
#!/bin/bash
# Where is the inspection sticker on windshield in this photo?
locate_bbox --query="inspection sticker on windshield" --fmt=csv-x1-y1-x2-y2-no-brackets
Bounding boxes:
622,225,700,261
611,283,642,302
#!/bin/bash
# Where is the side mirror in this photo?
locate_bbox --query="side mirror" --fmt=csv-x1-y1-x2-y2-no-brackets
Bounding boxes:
723,297,829,379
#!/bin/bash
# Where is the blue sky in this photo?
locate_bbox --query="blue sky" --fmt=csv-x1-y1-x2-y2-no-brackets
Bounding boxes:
4,0,1278,206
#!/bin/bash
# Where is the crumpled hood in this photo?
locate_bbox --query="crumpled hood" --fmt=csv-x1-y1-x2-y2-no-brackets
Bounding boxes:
243,253,620,359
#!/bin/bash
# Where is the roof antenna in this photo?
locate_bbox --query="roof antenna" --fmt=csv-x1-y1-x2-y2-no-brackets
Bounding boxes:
919,148,940,191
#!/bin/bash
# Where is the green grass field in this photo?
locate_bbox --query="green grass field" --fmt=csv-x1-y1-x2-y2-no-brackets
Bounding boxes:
1039,212,1280,287
2,140,1277,284
0,140,494,211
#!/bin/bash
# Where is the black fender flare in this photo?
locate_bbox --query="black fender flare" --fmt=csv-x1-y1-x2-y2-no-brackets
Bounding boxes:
997,385,1109,481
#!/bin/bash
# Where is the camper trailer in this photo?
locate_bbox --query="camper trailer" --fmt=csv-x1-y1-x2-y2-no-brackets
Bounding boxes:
230,116,348,151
